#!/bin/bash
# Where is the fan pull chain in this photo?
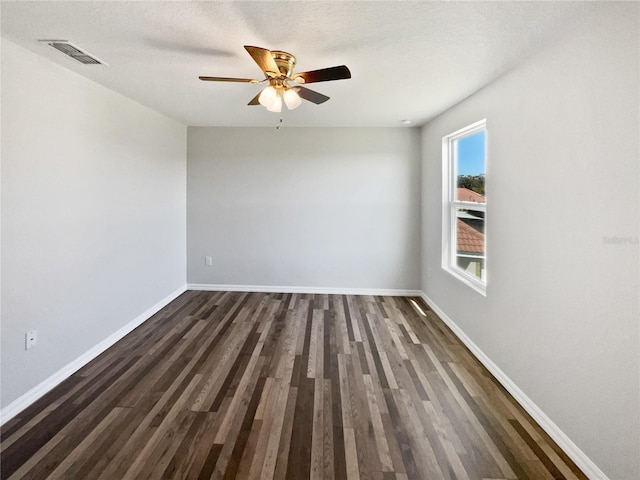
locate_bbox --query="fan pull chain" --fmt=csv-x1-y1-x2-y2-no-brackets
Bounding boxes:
276,117,283,130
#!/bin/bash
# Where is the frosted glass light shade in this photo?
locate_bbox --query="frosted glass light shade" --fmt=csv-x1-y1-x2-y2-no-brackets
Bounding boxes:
258,86,278,108
266,94,282,112
283,89,302,110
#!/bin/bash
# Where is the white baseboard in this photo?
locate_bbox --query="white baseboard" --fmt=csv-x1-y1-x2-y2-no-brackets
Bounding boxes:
418,292,608,480
0,284,188,426
188,283,422,297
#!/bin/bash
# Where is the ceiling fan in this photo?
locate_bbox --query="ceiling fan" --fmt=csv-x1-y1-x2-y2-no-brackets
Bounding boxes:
199,45,351,112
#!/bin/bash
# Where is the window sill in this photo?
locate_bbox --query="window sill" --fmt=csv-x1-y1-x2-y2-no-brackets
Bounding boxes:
443,267,487,297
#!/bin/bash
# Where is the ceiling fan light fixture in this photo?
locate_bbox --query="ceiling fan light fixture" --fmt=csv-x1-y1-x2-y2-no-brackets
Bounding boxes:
283,88,302,110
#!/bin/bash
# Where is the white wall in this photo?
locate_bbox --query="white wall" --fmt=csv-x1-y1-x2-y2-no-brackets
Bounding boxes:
187,127,420,291
1,40,187,408
421,3,639,479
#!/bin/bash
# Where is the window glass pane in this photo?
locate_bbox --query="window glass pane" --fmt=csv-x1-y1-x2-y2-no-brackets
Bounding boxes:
455,130,486,202
455,208,485,281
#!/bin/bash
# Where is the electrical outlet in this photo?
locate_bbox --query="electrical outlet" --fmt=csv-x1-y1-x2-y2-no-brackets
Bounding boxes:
205,256,213,266
25,330,38,350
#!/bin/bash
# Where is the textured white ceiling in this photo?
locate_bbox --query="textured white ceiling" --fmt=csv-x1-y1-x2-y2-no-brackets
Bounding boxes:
1,1,600,127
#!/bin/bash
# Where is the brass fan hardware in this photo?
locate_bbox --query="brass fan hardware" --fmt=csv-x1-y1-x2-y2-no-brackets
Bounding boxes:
270,51,297,77
199,45,351,112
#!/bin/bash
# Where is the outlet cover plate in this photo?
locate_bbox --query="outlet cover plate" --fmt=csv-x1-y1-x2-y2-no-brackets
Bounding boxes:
26,330,38,350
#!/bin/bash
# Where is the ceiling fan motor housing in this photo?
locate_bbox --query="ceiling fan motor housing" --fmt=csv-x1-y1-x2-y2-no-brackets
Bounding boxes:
270,51,296,77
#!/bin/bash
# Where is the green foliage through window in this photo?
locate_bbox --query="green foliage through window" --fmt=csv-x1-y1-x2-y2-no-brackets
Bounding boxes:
457,175,485,196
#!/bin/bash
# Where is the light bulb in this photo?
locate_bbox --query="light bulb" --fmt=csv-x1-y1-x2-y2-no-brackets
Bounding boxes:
258,86,277,108
283,88,302,110
266,94,282,112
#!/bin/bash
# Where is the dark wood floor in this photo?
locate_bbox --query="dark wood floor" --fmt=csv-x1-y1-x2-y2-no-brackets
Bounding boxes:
1,291,586,480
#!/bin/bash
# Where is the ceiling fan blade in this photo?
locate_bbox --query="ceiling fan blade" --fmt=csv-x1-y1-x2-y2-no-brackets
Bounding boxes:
248,93,261,105
296,86,330,104
292,65,351,84
199,76,259,83
244,45,280,76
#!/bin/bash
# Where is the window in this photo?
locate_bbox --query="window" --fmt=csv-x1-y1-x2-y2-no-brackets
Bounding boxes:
442,120,487,295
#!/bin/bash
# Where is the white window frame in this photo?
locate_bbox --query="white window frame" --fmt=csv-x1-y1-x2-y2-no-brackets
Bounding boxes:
442,119,487,296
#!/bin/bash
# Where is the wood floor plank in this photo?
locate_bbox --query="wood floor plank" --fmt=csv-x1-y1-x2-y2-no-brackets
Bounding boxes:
1,292,588,480
45,406,127,480
272,387,298,480
5,432,66,480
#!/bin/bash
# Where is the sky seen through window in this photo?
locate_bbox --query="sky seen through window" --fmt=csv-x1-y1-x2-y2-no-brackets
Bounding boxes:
457,131,486,176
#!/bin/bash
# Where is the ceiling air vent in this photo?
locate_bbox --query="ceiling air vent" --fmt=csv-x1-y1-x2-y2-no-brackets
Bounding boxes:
39,40,108,65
